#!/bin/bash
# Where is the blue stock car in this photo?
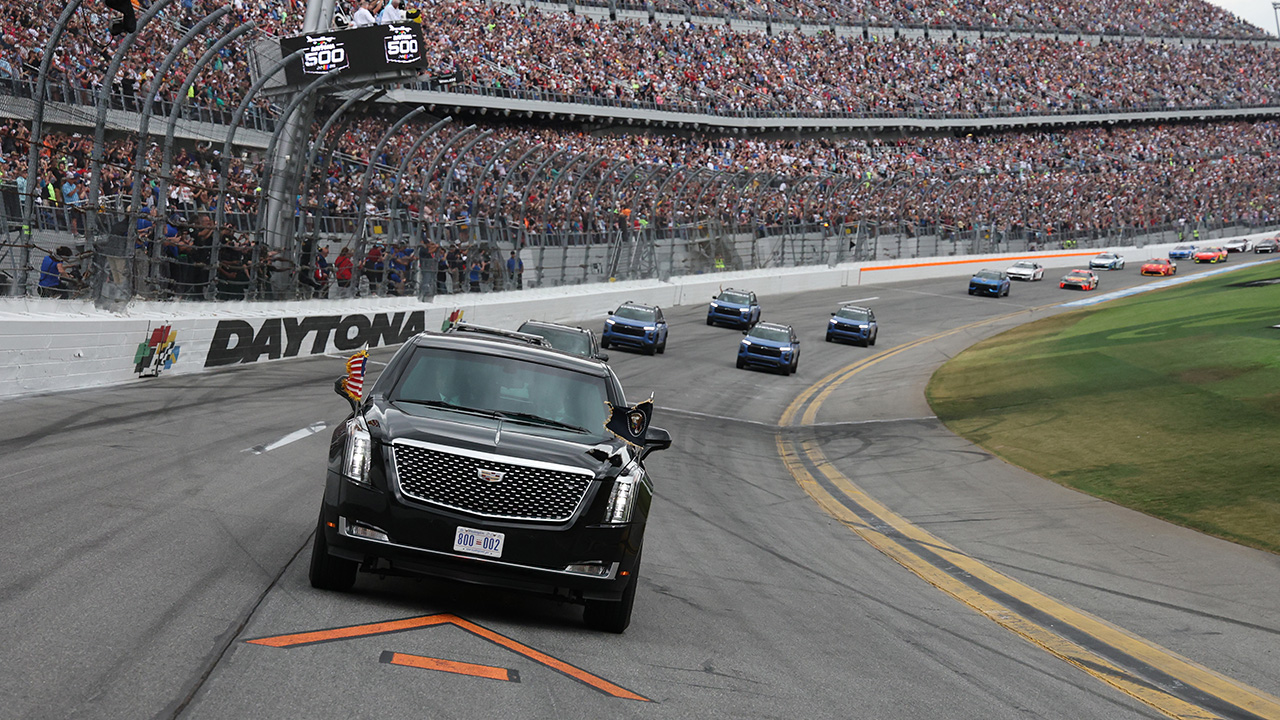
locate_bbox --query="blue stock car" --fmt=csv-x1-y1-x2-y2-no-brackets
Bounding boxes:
602,302,668,355
1168,245,1197,260
707,288,762,329
826,304,878,346
968,269,1011,297
737,322,800,374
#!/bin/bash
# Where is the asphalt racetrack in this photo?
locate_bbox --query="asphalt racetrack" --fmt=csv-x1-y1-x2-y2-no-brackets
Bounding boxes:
3,258,1279,719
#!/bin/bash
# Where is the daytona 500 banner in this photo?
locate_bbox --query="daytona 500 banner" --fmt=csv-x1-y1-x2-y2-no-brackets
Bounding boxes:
280,24,427,86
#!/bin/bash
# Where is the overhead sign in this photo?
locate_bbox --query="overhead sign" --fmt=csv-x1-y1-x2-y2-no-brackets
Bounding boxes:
280,24,428,86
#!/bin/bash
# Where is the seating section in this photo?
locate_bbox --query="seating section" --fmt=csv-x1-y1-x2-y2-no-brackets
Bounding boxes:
1,1,1277,121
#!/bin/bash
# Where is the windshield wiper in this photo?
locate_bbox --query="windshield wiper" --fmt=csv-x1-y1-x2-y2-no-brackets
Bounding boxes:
394,399,501,420
492,411,588,434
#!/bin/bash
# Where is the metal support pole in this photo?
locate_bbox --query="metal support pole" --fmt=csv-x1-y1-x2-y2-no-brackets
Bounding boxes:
86,0,181,250
415,125,478,252
384,116,453,243
155,22,258,228
124,9,236,299
19,0,91,292
352,105,429,252
294,87,383,247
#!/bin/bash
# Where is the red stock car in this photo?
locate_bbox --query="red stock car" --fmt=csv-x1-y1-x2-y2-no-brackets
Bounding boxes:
1140,258,1177,277
1194,247,1228,263
1059,269,1100,291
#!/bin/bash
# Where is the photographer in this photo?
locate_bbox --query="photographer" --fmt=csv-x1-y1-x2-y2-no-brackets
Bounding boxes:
38,246,73,298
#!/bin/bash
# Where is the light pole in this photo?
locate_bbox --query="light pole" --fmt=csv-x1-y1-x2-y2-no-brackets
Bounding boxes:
1273,2,1280,38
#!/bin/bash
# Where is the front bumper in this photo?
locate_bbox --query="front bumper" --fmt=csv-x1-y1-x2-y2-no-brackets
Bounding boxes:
708,308,751,327
603,325,657,349
322,472,641,602
969,282,1002,296
828,323,870,342
738,347,790,369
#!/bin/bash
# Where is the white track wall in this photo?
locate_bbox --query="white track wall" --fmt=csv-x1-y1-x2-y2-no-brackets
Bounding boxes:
0,241,1254,399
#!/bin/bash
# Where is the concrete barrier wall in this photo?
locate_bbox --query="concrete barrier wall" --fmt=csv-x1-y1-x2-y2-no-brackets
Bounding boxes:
0,237,1263,399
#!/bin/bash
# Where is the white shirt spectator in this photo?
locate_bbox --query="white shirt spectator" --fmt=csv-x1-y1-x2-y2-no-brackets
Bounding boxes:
378,0,405,24
351,2,377,27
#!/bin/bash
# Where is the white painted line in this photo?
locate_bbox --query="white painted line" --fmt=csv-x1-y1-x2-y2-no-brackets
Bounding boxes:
841,296,879,305
245,422,328,455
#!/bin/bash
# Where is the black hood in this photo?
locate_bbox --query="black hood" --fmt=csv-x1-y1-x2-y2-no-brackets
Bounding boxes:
365,400,625,477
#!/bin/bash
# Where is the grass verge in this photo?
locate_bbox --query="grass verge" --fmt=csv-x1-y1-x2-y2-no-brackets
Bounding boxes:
926,260,1280,553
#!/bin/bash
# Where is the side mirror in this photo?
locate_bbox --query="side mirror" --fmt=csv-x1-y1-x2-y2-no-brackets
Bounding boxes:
596,352,610,362
741,329,749,335
606,310,613,315
830,312,836,316
642,426,672,454
334,377,357,413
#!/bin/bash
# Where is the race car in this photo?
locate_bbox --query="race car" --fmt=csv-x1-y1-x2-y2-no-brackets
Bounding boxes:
1254,238,1278,254
1223,238,1253,253
1060,269,1100,290
1089,252,1126,270
1168,245,1197,260
1005,260,1045,281
1194,247,1228,263
968,269,1011,297
1140,258,1177,277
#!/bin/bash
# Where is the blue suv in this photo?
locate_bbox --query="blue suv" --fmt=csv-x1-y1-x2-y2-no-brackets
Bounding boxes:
707,288,761,329
737,322,800,374
602,302,668,355
968,269,1011,297
826,304,878,346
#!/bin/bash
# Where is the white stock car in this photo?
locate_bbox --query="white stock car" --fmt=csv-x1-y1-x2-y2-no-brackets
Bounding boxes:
1005,260,1045,281
1223,238,1253,253
1089,252,1126,270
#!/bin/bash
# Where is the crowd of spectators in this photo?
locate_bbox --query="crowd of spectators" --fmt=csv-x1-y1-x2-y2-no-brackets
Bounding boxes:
10,112,1280,253
420,3,1280,116
608,0,1266,38
2,0,1278,125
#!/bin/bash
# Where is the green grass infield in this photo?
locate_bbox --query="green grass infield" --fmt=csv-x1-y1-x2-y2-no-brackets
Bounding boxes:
927,260,1280,554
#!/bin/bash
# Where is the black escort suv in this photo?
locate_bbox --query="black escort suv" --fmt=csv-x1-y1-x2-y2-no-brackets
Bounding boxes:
310,326,670,633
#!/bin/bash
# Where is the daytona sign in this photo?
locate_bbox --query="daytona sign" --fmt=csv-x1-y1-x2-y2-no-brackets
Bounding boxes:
204,311,425,367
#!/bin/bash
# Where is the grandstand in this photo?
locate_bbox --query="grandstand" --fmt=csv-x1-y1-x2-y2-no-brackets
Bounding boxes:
1,0,1278,300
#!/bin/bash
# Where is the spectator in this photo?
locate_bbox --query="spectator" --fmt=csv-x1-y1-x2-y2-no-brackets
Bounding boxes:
335,246,355,296
363,243,385,295
352,0,377,27
38,246,72,298
506,251,523,290
377,0,405,24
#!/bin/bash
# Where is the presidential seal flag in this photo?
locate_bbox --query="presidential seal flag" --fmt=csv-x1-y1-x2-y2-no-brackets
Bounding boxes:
342,350,369,403
604,395,654,448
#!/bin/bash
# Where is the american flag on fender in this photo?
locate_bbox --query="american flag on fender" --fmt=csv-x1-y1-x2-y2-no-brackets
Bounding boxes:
344,350,369,402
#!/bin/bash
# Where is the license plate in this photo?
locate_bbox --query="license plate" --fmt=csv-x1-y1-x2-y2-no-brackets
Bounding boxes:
453,526,504,558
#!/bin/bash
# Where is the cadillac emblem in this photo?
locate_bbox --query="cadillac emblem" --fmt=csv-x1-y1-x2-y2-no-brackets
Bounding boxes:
476,468,505,483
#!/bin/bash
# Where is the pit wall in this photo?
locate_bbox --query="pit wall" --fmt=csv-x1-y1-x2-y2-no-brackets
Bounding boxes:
0,238,1262,399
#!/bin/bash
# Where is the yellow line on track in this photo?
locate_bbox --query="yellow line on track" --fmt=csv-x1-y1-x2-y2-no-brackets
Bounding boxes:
777,310,1280,720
